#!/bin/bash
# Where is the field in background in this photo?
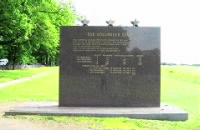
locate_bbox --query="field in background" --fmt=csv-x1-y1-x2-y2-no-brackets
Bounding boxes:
0,65,199,129
0,67,56,83
161,65,199,84
0,67,58,102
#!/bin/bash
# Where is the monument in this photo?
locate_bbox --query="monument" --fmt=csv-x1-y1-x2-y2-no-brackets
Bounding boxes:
59,26,160,107
5,20,188,121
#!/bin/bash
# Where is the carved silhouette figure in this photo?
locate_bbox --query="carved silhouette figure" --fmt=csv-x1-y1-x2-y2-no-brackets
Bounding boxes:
101,69,109,92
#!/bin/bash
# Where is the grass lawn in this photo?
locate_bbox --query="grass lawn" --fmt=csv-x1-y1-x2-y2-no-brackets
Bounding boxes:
0,67,58,102
0,65,199,130
0,67,55,83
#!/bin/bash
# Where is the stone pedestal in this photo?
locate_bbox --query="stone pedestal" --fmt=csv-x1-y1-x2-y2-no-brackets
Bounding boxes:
5,102,188,121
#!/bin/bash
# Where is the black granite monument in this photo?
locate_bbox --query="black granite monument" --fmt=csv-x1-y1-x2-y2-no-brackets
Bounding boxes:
60,26,160,107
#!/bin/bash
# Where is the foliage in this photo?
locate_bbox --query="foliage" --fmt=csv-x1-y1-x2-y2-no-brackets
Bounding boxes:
0,0,77,68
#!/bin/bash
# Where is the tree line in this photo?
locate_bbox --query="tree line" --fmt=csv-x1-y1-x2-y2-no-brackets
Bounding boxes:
0,0,77,69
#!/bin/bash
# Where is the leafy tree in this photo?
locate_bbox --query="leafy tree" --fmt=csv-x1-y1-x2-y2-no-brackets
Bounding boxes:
0,0,77,69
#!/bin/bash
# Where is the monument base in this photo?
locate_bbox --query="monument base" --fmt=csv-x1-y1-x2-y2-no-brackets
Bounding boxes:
5,102,188,121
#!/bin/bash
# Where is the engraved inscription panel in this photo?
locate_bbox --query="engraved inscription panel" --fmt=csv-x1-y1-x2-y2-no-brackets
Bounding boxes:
60,26,160,107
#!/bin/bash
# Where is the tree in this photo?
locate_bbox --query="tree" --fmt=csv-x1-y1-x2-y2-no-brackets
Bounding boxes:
0,0,77,69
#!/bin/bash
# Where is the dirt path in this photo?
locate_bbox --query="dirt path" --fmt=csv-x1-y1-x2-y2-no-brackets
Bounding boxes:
0,71,52,89
0,103,92,130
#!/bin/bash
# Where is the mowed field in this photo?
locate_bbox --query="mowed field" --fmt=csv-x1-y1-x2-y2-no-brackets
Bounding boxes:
0,67,54,83
0,65,199,130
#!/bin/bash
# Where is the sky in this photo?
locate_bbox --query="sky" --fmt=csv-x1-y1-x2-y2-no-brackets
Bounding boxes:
71,0,200,64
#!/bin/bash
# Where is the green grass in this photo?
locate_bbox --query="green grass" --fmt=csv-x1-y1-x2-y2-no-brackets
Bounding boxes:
0,67,58,102
0,66,199,130
0,67,55,83
161,65,200,84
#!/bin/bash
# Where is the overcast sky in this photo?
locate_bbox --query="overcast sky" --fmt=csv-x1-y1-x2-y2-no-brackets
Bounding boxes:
71,0,200,64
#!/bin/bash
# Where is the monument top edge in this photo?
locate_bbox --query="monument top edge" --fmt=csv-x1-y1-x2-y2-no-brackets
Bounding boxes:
60,26,160,28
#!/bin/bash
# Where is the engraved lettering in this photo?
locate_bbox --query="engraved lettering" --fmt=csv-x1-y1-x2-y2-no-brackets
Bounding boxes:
94,54,101,65
88,32,95,37
136,55,144,66
71,30,144,75
122,58,127,65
